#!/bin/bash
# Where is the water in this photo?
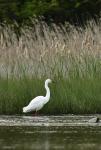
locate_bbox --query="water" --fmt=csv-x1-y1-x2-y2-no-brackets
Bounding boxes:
0,115,101,150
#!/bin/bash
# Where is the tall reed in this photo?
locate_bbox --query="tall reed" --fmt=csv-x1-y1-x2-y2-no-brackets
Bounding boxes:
0,19,101,114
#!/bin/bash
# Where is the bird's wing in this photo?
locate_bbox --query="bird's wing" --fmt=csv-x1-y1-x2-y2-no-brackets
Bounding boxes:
28,96,45,108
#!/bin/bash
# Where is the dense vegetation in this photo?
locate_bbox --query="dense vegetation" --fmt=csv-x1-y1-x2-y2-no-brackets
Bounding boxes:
0,19,101,114
0,0,101,23
0,1,101,114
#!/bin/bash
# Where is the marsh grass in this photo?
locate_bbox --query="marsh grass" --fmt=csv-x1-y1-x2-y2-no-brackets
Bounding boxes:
0,19,101,114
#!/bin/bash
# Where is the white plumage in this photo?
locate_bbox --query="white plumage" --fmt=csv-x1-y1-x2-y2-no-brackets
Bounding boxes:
23,79,52,113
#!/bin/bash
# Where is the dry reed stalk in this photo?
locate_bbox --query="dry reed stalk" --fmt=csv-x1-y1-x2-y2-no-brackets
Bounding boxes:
0,19,101,78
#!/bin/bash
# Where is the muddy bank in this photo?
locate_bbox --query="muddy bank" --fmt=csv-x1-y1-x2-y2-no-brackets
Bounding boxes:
0,115,100,126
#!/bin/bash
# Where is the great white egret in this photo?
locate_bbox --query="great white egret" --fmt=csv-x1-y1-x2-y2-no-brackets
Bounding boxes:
23,79,52,113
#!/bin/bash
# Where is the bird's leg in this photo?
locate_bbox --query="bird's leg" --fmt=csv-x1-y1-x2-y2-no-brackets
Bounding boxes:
34,111,38,116
32,111,37,116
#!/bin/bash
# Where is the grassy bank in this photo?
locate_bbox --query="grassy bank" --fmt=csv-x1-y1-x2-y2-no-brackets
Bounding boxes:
0,76,101,114
0,19,101,114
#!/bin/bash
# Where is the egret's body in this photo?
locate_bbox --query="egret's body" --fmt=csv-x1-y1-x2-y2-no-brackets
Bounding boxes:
23,79,52,113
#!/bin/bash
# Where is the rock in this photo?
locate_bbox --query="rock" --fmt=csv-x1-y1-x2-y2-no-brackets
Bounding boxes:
88,117,100,123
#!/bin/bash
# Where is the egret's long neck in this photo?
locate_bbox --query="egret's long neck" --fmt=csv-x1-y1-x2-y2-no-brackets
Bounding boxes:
45,82,50,103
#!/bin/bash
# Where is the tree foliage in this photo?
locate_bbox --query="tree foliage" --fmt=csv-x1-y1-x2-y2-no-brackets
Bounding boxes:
0,0,101,23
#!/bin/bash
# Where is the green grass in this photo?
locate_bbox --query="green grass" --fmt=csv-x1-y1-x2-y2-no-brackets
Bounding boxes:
0,75,101,114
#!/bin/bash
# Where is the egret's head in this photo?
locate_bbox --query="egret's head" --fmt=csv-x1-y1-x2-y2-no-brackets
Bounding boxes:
45,79,52,84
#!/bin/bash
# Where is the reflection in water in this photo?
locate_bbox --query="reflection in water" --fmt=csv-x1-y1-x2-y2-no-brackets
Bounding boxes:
0,126,101,150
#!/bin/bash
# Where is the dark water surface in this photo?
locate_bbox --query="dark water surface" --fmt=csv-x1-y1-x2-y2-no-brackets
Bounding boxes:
0,115,101,150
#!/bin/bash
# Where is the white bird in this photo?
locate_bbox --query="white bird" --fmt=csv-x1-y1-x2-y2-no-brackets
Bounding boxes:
23,79,52,113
